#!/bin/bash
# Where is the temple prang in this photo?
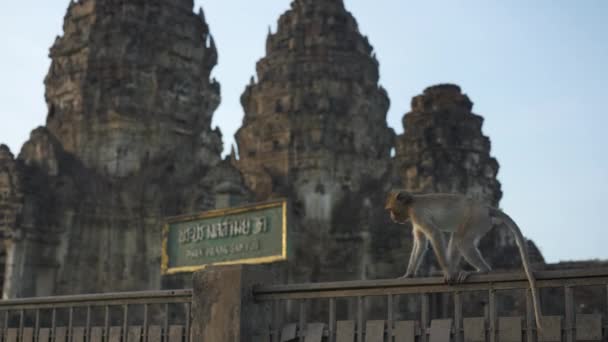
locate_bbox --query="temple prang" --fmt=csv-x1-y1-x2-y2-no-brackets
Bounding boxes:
233,0,397,283
0,0,249,297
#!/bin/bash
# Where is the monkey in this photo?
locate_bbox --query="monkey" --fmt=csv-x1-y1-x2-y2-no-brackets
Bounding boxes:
385,190,543,330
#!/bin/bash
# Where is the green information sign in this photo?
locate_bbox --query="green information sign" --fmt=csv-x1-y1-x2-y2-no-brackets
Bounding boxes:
161,200,287,275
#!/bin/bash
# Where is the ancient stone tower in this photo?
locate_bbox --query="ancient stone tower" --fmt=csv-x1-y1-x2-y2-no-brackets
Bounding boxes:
234,0,397,282
395,84,502,204
394,84,543,268
46,0,221,178
0,0,248,298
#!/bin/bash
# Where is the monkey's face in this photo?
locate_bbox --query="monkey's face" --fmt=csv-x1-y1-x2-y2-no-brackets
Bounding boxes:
389,209,409,223
385,192,410,224
388,207,409,224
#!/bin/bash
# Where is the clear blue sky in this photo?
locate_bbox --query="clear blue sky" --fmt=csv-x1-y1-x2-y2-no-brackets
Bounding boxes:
0,1,606,264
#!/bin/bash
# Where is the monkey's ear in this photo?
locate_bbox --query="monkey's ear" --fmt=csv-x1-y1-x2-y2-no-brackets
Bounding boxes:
396,191,413,205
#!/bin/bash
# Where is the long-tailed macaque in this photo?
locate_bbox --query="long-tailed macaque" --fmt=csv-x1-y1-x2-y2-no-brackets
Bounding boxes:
385,191,543,330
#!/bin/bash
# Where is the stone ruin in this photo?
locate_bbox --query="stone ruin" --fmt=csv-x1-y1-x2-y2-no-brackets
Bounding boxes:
0,0,249,297
234,0,396,283
0,0,545,298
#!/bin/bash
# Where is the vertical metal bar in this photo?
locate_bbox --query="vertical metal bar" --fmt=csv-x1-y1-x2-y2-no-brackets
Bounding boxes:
164,303,169,342
272,300,281,342
525,289,534,342
329,298,336,342
387,295,394,342
68,307,73,342
19,309,24,341
4,310,9,332
185,303,191,342
35,309,40,342
52,308,57,341
122,305,128,342
454,292,462,342
357,296,364,342
86,306,91,342
442,293,450,318
104,305,110,342
488,289,497,342
143,304,149,342
298,299,306,342
564,286,574,342
421,294,429,342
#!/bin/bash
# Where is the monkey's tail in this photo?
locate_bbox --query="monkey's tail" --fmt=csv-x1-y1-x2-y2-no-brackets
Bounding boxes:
491,208,543,332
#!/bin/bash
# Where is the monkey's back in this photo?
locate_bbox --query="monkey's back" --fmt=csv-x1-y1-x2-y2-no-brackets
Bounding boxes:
413,193,476,233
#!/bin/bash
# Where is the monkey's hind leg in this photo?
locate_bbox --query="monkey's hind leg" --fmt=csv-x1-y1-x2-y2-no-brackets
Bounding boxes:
446,234,467,284
459,241,492,276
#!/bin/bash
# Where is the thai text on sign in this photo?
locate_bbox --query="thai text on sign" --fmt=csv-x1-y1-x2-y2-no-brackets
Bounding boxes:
161,200,287,275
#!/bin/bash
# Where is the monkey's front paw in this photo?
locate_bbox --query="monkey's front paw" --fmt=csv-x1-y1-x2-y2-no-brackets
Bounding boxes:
455,271,470,283
444,271,470,284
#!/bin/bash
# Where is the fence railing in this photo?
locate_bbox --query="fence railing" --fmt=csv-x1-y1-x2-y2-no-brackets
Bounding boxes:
2,267,608,341
253,267,608,342
0,289,192,342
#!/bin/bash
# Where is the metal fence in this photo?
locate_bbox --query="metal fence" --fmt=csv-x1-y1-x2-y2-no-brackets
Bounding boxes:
2,268,608,342
253,268,608,342
0,289,192,342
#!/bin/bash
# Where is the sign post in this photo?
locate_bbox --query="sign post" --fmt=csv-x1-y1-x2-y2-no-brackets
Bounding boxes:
161,200,287,275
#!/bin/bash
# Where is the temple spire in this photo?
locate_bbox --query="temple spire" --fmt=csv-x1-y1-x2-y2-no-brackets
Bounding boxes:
45,0,221,177
0,0,248,298
233,0,394,283
197,6,205,23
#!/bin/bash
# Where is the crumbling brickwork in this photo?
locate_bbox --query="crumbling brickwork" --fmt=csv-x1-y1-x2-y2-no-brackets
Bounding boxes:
0,0,249,297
